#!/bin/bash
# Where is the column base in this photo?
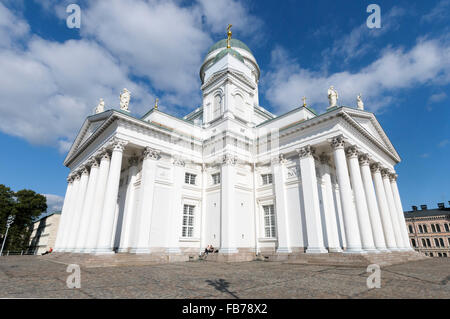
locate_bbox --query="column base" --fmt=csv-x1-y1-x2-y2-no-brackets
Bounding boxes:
131,248,151,254
306,247,328,254
343,248,366,254
219,248,239,254
276,247,292,254
92,248,115,255
117,248,130,253
328,247,343,253
362,247,379,253
388,247,403,252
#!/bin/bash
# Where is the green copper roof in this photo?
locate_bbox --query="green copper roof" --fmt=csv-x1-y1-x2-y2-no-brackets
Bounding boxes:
207,38,252,54
213,48,245,64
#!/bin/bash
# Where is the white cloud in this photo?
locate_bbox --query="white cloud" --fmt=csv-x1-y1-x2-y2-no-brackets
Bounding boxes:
439,139,449,147
264,37,450,114
321,7,406,64
422,0,450,23
0,0,263,153
197,0,263,36
43,194,64,212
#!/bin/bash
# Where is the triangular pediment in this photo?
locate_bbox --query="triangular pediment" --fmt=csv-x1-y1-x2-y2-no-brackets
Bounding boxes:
64,111,113,165
343,109,400,161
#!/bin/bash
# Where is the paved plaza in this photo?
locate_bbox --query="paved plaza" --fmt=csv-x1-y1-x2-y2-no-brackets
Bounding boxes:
0,256,448,299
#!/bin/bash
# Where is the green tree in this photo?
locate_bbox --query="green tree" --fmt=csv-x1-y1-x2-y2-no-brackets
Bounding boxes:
0,185,15,241
0,185,47,252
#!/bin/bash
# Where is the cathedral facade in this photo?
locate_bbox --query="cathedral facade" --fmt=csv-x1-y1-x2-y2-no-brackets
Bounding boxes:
54,34,412,258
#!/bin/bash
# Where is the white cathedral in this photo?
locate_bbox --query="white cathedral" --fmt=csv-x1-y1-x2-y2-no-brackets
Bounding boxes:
54,28,412,260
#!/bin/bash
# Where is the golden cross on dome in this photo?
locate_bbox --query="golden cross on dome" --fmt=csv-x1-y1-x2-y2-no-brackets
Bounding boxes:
154,98,159,110
302,96,307,107
227,24,233,48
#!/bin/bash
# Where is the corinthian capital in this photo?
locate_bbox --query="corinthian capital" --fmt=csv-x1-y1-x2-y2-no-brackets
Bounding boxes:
109,138,128,152
346,145,359,159
370,162,381,173
331,135,345,150
143,147,160,161
389,173,398,182
358,153,371,166
381,168,392,179
223,154,237,166
271,154,287,165
297,145,315,159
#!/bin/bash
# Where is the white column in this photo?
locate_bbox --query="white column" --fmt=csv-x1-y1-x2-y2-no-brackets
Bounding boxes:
298,146,327,254
95,139,127,254
390,174,413,251
85,151,110,252
54,176,74,251
381,168,405,250
359,154,388,251
118,157,139,253
371,163,397,250
330,136,363,253
67,166,89,251
200,164,208,252
60,173,81,251
132,148,159,253
346,146,377,252
220,154,238,254
272,154,291,253
74,158,100,252
319,154,342,252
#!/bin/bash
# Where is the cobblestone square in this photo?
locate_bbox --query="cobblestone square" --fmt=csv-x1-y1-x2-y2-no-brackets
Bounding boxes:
0,256,448,299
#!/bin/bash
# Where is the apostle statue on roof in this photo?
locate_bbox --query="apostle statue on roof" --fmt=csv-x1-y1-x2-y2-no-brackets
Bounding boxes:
328,86,338,108
120,88,131,112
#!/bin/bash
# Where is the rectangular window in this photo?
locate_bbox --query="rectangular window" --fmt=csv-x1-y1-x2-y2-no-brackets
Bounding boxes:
182,204,195,238
185,173,196,185
212,173,221,185
263,204,276,238
261,174,273,185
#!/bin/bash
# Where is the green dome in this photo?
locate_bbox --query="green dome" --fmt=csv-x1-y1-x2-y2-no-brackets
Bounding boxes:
213,48,245,64
208,38,252,55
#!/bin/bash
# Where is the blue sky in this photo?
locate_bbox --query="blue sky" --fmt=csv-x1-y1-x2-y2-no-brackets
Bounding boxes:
0,0,449,212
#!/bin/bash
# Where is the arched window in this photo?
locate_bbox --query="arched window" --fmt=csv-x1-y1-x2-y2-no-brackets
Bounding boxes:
445,224,449,232
423,225,428,233
418,225,423,233
408,225,413,233
421,238,426,247
439,238,444,247
213,94,222,119
411,239,416,247
430,252,434,257
436,224,441,232
431,224,436,232
426,238,431,247
443,253,448,257
434,238,440,247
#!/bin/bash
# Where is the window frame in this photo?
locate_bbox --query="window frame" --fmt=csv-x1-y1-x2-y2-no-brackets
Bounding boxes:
184,172,197,185
262,204,276,238
181,204,195,238
261,174,273,185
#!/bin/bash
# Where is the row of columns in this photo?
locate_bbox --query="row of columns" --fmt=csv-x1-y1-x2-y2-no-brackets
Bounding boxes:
273,135,411,254
55,140,163,254
55,138,128,253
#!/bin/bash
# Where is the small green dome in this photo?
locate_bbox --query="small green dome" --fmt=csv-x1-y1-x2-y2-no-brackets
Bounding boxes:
213,48,245,64
208,38,252,55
